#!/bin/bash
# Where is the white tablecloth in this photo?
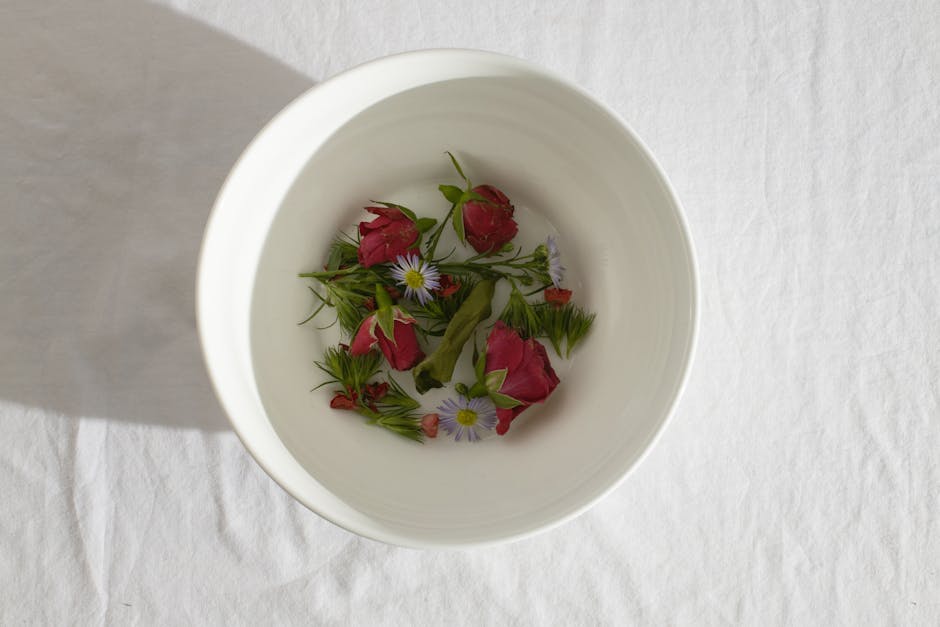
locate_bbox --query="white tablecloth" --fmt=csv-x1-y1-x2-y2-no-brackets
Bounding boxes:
2,1,938,624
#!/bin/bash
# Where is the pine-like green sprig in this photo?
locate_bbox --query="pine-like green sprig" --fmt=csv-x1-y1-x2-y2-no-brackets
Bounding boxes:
299,235,394,335
325,236,360,271
409,275,478,336
316,349,424,442
498,287,543,339
324,281,371,335
315,346,382,393
536,303,596,358
358,376,424,442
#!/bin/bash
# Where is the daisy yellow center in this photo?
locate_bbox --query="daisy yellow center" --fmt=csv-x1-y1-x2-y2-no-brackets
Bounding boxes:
456,409,478,426
404,269,425,290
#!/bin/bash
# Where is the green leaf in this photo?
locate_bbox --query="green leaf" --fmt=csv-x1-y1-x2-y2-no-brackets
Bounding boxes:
407,275,477,328
374,283,393,310
445,151,468,183
451,202,465,243
473,344,485,382
490,392,523,409
398,205,418,222
372,200,417,222
376,307,396,346
415,217,437,233
412,279,495,393
439,184,463,204
413,367,444,394
467,382,489,398
484,368,507,394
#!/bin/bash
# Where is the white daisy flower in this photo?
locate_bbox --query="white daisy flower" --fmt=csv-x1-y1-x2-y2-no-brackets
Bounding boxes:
390,254,441,305
546,236,565,288
437,395,498,442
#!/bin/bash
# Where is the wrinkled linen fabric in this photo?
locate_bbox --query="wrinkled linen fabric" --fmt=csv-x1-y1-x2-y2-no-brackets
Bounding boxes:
1,0,938,624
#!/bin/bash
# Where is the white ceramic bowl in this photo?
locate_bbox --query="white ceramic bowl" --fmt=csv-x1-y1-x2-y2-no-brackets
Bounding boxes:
197,49,697,548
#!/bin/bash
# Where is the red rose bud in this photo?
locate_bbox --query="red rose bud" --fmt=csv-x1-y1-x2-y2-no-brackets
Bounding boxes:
484,321,560,435
357,206,419,267
330,390,358,410
463,185,518,254
349,309,424,371
435,274,461,298
420,413,440,438
544,287,572,307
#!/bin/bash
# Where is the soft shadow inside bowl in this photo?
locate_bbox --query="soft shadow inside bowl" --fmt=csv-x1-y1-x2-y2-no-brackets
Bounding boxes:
249,75,694,537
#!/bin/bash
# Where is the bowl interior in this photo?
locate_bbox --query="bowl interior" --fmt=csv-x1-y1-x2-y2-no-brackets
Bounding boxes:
244,68,696,544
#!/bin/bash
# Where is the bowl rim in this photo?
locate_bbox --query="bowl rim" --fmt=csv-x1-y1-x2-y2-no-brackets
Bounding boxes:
196,48,699,549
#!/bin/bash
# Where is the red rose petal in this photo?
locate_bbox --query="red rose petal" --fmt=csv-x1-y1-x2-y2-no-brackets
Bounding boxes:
375,318,424,371
485,321,526,373
495,407,518,436
356,206,419,267
436,274,460,298
349,314,377,356
364,382,389,403
330,392,357,410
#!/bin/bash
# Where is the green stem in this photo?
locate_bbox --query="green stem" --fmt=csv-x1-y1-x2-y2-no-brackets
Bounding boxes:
437,261,487,274
524,283,552,297
375,282,393,309
488,258,538,270
425,203,459,261
300,268,396,292
438,254,538,272
437,263,523,281
298,267,363,279
464,250,496,263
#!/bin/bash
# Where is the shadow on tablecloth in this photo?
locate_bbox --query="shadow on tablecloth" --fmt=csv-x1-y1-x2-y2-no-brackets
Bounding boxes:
0,1,314,430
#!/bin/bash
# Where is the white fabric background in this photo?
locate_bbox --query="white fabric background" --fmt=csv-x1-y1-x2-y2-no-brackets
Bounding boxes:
2,0,938,624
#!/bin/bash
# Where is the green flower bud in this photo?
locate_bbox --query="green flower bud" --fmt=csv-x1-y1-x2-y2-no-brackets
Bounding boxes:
412,279,496,393
532,243,549,262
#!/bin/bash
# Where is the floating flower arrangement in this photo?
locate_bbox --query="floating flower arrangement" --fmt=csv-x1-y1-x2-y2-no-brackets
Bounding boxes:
300,153,595,442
